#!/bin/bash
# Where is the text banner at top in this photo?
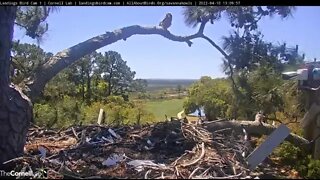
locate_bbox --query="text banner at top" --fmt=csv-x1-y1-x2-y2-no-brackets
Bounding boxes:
0,0,316,6
0,1,242,6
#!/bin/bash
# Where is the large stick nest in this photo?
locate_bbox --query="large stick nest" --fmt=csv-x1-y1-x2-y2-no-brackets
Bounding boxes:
3,120,297,179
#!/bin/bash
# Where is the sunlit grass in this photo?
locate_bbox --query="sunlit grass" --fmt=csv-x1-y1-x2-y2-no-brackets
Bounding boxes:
144,98,185,121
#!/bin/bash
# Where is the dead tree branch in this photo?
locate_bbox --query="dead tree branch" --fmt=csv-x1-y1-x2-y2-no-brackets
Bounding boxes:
203,120,311,152
25,21,232,102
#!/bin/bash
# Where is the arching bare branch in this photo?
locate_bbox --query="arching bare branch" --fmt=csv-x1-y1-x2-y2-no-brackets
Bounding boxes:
26,21,234,102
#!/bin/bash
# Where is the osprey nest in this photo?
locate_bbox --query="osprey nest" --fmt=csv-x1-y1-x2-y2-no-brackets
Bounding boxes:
3,119,290,179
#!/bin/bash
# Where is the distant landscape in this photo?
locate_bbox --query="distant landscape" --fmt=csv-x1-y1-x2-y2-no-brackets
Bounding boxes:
145,79,197,91
140,79,197,120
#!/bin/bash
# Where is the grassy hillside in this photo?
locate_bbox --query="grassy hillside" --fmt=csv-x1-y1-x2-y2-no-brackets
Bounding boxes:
144,98,185,121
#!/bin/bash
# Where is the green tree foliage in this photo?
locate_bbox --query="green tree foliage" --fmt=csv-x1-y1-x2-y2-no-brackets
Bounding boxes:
273,141,320,179
176,84,182,98
182,6,298,120
182,6,295,31
219,29,305,119
80,96,155,127
184,76,233,120
10,42,151,128
131,79,149,100
66,52,102,103
10,41,52,85
34,93,155,129
43,69,78,102
15,6,59,43
96,51,136,100
131,79,148,93
133,100,154,126
184,36,306,121
234,65,285,119
34,96,83,128
221,31,304,74
9,40,151,128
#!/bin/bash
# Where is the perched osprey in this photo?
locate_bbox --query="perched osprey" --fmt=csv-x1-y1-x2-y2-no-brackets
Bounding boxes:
159,13,172,30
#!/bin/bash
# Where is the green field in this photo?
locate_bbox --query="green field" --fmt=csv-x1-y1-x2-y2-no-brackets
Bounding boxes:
144,98,185,121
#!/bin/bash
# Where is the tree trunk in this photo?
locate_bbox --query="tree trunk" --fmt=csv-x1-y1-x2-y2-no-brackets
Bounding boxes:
86,70,91,104
0,7,32,170
81,65,85,102
203,120,311,152
107,65,113,96
94,75,99,102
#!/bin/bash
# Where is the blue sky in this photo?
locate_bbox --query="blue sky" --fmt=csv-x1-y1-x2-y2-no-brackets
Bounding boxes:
13,6,320,79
